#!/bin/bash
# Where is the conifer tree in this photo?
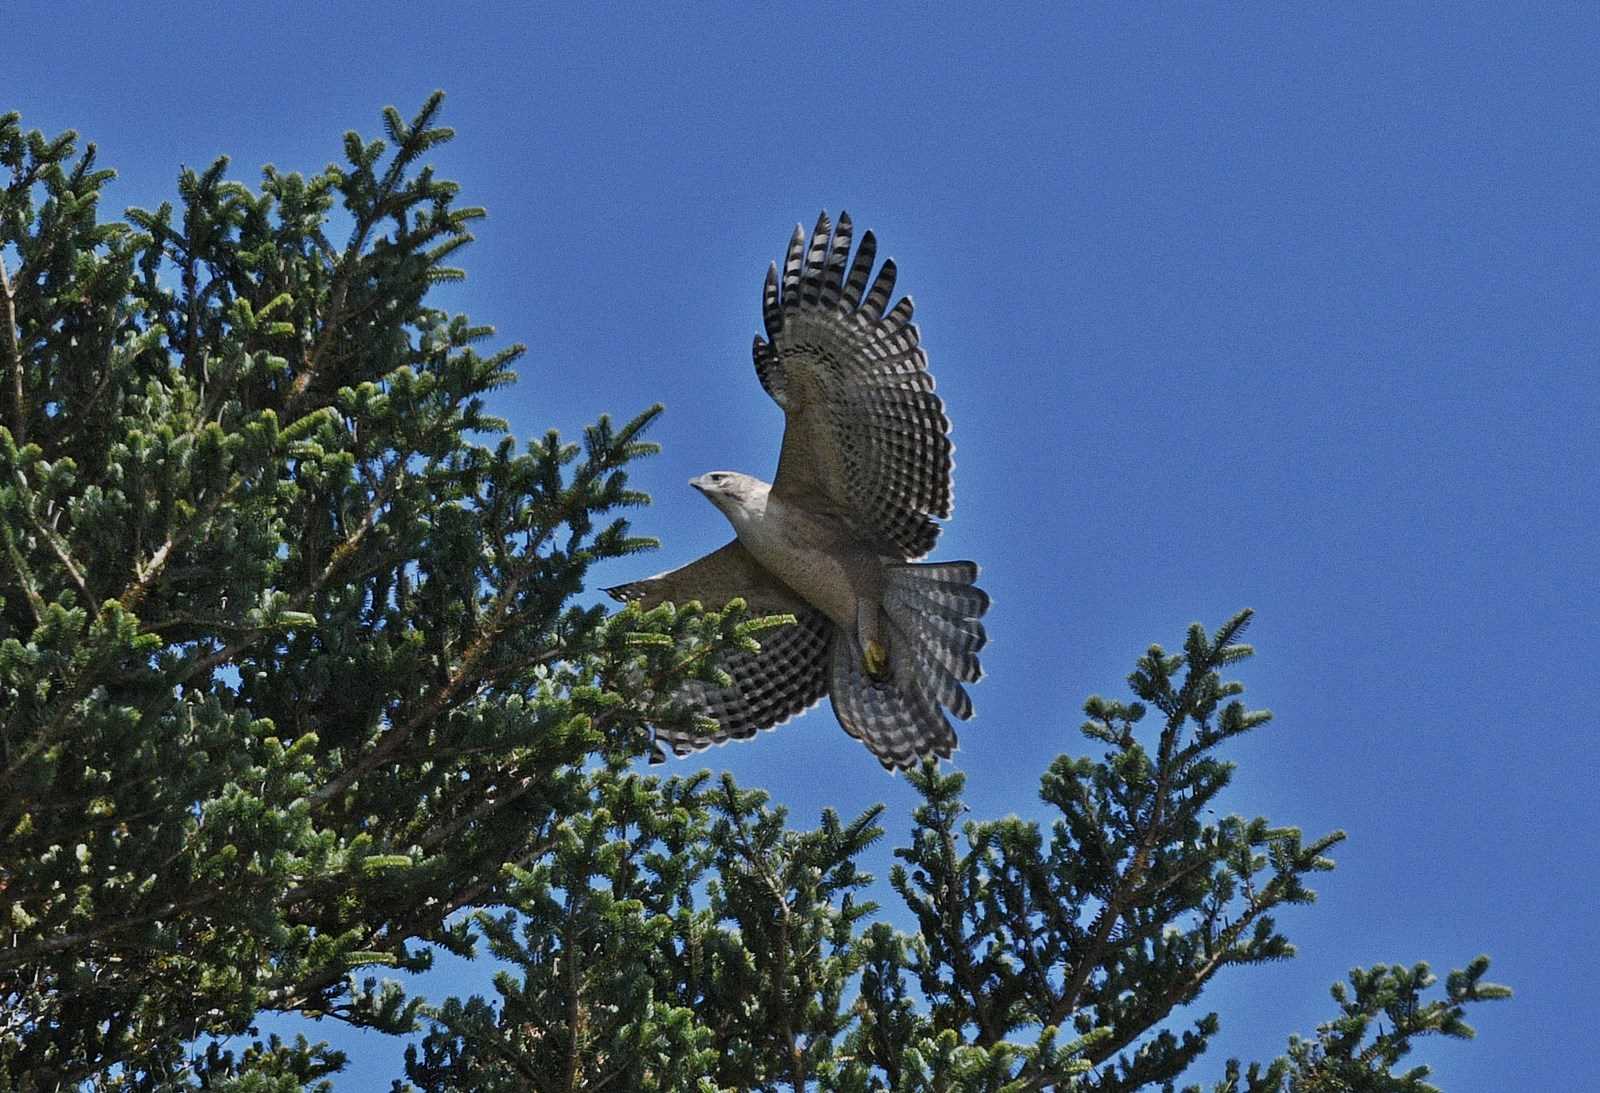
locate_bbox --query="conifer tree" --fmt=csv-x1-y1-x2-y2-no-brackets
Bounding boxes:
0,96,759,1089
409,612,1508,1092
0,99,1506,1091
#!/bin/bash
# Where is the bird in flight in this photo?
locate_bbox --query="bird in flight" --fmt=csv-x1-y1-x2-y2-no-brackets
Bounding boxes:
607,212,989,769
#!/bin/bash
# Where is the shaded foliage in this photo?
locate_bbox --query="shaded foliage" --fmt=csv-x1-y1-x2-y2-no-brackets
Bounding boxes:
0,97,757,1089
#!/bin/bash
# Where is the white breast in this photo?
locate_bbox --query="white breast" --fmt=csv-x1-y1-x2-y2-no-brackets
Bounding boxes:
736,495,861,629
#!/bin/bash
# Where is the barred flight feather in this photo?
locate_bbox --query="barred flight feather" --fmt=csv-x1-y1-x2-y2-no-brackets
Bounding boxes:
862,260,897,321
801,211,832,306
819,213,852,310
652,608,834,758
756,215,956,558
763,263,782,337
782,224,806,297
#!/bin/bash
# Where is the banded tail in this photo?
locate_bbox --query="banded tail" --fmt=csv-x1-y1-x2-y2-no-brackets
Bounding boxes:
829,561,990,770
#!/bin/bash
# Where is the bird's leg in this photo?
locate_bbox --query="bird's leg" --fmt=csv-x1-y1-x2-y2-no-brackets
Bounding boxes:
857,601,890,681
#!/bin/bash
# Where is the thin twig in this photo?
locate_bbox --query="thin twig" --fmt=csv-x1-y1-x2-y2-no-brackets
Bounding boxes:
9,467,91,604
0,890,224,972
1052,703,1186,1025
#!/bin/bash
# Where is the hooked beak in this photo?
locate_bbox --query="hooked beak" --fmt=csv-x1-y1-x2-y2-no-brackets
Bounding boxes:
688,474,710,494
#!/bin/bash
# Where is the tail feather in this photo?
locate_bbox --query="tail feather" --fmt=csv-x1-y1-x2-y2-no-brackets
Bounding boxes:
884,592,985,681
884,583,986,632
892,560,979,584
883,559,989,685
824,560,990,769
885,569,990,622
829,634,955,770
884,612,973,721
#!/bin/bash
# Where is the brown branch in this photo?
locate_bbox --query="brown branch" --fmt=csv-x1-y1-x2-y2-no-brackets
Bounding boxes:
118,477,239,615
441,835,557,917
53,313,125,454
306,619,501,810
8,467,91,604
2,525,45,626
0,889,225,972
1025,671,1249,1087
942,825,1001,1046
563,891,584,1093
260,963,350,1014
3,462,396,810
306,502,563,809
1083,887,1283,1070
778,899,802,1092
1,256,25,445
416,772,534,852
287,192,392,412
0,631,112,804
1052,706,1188,1026
417,986,547,1087
168,475,401,687
1,483,253,798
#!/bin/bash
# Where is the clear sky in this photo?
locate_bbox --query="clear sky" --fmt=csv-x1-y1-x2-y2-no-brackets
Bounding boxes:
10,4,1597,1088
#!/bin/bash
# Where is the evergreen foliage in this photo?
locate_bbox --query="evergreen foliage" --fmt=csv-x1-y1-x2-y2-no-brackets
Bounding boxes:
406,614,1508,1093
0,100,1506,1091
0,96,749,1088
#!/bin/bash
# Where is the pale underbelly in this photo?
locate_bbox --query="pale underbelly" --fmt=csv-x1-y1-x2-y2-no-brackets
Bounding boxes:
742,535,866,631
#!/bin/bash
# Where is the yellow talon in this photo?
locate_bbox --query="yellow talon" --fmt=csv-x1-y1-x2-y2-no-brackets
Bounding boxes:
864,639,890,680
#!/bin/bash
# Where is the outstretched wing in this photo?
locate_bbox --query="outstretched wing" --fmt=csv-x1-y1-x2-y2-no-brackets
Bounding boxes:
657,608,833,759
605,539,799,613
753,211,954,559
605,540,834,757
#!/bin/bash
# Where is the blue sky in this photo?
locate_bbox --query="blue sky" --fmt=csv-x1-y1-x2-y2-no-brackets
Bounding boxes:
10,4,1597,1088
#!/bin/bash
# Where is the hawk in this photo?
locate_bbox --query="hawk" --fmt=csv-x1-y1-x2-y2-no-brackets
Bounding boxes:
606,212,989,770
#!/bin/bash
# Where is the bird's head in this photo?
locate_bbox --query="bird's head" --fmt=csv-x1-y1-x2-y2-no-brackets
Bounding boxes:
690,471,770,525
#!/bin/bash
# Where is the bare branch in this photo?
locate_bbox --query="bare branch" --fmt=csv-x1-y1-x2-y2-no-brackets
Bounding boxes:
0,256,25,445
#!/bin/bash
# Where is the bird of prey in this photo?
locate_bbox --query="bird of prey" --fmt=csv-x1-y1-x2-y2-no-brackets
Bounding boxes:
606,212,989,770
